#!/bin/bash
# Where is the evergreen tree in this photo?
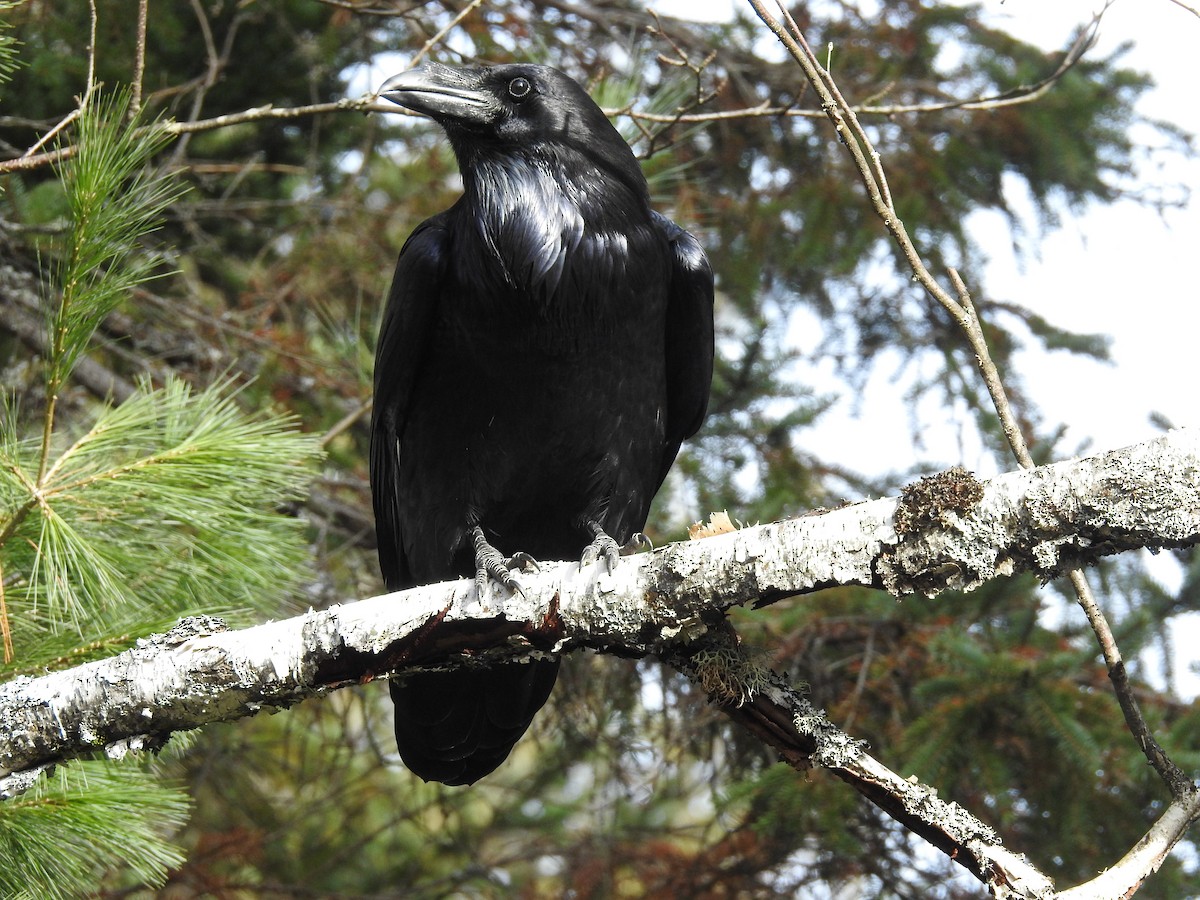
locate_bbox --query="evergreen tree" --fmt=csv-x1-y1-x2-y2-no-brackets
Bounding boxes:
0,86,321,896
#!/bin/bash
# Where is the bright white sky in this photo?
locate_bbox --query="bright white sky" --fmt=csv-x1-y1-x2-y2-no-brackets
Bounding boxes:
654,0,1200,478
651,0,1200,689
944,0,1199,466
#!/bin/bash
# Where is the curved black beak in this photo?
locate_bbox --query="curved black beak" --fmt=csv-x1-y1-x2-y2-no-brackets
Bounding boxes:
377,64,493,124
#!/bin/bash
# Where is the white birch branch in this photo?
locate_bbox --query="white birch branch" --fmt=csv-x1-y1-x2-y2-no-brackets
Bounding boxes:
1057,789,1200,900
3,429,1198,783
2,430,1199,893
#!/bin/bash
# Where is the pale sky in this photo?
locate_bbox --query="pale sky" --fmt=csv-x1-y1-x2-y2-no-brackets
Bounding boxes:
651,0,1200,691
954,0,1199,461
654,0,1200,477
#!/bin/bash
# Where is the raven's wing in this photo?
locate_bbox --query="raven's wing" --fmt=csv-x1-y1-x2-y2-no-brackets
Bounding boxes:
370,213,452,590
371,216,559,787
654,211,715,486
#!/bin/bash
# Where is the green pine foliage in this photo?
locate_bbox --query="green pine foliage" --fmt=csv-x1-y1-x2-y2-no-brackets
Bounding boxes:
0,3,19,94
42,91,183,403
0,760,191,900
0,86,321,895
0,376,320,665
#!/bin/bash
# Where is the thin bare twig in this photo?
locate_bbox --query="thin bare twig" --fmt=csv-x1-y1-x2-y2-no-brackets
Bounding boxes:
21,0,99,159
2,0,1096,174
410,0,487,66
631,10,727,157
313,0,432,16
167,0,224,167
1165,0,1200,20
0,96,384,175
1067,568,1192,795
0,560,11,664
946,268,1032,466
129,0,149,120
1,90,1078,175
0,33,1100,176
1057,790,1200,900
320,399,372,449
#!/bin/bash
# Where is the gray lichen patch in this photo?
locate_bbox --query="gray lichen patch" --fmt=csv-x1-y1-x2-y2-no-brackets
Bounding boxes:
689,644,772,707
894,466,985,536
792,698,868,768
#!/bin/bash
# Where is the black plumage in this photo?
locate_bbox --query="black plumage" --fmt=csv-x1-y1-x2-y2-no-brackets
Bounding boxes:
371,63,714,785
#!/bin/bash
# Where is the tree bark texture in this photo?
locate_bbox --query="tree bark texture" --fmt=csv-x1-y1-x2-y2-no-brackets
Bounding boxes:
3,429,1197,798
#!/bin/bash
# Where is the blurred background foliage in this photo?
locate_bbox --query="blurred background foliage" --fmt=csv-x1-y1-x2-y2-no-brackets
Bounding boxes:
1,0,1197,896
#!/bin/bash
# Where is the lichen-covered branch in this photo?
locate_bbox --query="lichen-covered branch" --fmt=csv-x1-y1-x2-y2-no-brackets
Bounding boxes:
2,429,1196,803
669,625,1200,899
667,641,1056,898
746,0,1190,805
2,430,1197,889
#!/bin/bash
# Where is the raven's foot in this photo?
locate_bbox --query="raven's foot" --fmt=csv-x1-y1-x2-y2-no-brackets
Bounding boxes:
624,532,653,554
472,526,539,600
580,522,649,574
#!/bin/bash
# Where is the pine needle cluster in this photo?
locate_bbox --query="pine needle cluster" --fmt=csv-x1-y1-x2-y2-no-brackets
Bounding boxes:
0,89,322,897
0,4,18,90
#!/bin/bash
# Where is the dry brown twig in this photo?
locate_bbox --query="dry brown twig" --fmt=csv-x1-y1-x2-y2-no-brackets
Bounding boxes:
1166,0,1200,20
1,0,1099,177
129,0,149,120
745,0,1199,894
0,96,388,176
313,0,433,16
20,0,99,160
410,0,487,66
618,10,728,157
166,0,237,168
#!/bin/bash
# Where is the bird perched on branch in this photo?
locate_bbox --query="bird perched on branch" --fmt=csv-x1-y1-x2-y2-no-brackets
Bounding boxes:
371,62,714,785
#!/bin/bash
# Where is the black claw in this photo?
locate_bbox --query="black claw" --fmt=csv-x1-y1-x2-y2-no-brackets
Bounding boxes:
624,532,653,554
500,571,528,601
472,526,537,599
582,521,622,574
506,551,540,573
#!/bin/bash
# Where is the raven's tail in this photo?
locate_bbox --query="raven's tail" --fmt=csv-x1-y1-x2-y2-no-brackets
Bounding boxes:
390,658,559,785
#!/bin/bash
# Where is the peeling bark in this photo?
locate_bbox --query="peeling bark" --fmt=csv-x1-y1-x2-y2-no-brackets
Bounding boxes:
2,430,1199,894
3,430,1199,794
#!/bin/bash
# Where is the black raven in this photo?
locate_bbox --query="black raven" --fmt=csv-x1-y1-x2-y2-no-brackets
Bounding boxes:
372,62,714,785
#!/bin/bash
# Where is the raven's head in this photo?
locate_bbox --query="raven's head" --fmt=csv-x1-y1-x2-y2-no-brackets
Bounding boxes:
378,63,645,199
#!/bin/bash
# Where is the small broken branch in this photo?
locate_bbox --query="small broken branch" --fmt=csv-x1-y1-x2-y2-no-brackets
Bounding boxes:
667,641,1055,897
745,5,1198,893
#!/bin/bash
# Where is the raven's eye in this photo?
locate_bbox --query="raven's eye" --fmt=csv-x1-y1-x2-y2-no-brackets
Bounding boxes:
507,77,532,100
